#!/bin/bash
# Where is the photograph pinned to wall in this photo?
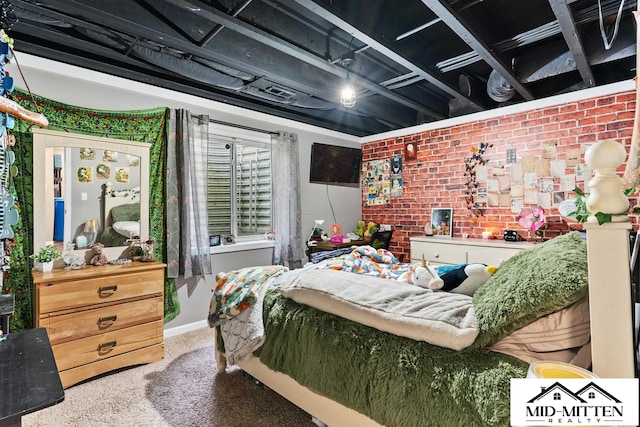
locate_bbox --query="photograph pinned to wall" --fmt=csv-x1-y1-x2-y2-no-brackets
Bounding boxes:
391,176,403,197
431,208,453,238
80,147,95,160
103,150,118,162
115,167,129,184
390,155,402,174
77,166,93,183
96,163,111,179
404,141,417,161
363,159,391,206
126,155,140,167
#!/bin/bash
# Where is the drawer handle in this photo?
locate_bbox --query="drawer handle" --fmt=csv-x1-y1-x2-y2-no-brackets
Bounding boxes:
99,285,118,296
98,340,117,353
434,253,440,258
98,315,117,327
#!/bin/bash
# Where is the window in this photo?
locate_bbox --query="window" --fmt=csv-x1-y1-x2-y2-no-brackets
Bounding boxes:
207,124,272,241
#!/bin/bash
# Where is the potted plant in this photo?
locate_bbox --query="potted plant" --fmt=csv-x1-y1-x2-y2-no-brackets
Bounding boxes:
30,245,62,272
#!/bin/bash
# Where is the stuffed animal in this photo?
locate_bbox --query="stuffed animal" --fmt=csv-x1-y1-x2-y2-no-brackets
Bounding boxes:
364,222,378,238
435,263,497,296
89,242,108,266
355,220,366,239
398,254,444,290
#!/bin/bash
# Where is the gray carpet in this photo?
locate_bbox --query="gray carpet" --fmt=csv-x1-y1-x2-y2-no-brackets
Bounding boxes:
24,327,315,427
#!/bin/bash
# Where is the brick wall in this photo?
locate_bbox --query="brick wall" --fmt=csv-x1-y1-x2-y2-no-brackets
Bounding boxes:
362,90,636,262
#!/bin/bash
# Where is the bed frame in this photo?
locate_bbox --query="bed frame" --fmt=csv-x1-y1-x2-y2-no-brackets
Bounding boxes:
213,139,638,425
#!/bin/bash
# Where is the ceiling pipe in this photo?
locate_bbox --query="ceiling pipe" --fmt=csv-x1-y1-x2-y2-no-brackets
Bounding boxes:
486,25,635,102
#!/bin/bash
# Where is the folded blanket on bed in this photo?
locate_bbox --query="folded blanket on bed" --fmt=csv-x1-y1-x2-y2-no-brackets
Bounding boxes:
208,265,288,328
278,269,479,350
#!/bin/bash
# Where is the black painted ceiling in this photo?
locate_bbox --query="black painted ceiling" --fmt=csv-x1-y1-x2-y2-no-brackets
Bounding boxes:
4,0,639,136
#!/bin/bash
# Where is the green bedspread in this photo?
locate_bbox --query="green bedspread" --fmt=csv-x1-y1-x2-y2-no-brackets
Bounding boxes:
257,289,528,427
253,232,589,426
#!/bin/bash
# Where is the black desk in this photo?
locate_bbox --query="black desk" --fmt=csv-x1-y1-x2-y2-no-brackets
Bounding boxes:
0,328,65,427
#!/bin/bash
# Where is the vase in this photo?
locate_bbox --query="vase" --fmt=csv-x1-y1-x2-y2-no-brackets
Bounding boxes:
35,261,54,272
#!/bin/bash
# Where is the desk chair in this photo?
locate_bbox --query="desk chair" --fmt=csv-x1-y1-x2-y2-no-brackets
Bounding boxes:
370,230,393,250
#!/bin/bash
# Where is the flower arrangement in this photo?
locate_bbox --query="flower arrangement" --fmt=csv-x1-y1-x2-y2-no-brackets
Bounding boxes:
517,205,546,232
464,142,493,222
30,245,62,263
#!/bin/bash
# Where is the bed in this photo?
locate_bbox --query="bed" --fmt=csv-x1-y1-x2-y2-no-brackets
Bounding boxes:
98,184,141,247
209,232,605,426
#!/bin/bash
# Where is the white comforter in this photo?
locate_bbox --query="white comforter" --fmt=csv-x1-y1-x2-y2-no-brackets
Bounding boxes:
278,269,478,350
219,262,480,362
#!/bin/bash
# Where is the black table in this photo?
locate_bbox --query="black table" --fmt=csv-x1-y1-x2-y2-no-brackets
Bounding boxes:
0,328,65,427
0,294,14,333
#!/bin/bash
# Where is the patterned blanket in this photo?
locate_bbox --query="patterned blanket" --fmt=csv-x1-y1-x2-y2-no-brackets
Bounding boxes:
212,246,413,362
208,265,288,328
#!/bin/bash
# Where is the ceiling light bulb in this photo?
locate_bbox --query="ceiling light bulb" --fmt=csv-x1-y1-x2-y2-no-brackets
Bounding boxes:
340,83,357,108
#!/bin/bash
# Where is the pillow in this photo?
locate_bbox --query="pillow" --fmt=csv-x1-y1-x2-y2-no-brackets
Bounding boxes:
472,231,588,349
110,202,140,223
488,297,591,366
112,221,140,238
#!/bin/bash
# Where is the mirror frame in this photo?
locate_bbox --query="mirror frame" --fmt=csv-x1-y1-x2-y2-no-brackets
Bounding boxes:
32,128,150,260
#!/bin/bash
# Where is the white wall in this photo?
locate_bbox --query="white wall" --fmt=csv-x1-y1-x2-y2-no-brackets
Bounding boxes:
8,52,363,333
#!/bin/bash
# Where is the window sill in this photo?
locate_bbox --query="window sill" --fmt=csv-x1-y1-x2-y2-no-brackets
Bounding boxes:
209,240,274,254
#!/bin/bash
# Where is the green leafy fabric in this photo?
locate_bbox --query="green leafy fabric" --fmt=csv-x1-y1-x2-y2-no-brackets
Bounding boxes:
472,231,589,349
258,290,528,427
7,89,179,330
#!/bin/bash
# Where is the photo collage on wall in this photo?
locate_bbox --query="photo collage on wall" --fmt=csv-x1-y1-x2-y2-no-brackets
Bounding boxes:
363,155,404,206
77,148,137,184
475,143,591,212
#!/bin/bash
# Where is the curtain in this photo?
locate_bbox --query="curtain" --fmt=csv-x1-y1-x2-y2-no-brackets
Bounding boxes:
271,131,304,269
8,89,180,330
166,110,212,280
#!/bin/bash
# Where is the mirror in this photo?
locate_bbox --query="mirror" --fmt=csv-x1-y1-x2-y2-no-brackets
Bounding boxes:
32,128,150,260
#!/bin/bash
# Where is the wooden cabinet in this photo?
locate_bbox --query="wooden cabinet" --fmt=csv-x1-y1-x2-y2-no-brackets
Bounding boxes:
32,261,165,388
410,237,533,266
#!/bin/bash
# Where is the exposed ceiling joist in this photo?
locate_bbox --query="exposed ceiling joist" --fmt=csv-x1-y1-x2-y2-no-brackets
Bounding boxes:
548,0,596,87
420,0,534,101
292,0,485,110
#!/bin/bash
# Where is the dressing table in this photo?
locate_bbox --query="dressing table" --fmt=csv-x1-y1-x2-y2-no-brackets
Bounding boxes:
31,129,165,388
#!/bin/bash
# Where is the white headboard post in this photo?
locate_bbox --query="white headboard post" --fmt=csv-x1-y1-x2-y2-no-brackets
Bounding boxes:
584,139,635,378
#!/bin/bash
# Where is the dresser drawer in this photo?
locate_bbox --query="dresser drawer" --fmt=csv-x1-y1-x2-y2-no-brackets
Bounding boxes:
466,247,523,266
38,269,164,313
410,241,466,265
52,320,163,372
43,296,163,345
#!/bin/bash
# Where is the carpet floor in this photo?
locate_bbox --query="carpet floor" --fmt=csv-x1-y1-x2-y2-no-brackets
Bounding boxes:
23,327,315,427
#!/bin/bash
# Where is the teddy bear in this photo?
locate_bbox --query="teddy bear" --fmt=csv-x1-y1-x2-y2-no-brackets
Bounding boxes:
398,255,444,290
89,242,108,266
435,263,497,296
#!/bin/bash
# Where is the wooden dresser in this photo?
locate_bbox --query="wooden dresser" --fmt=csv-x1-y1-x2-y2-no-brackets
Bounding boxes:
410,236,533,266
32,261,165,388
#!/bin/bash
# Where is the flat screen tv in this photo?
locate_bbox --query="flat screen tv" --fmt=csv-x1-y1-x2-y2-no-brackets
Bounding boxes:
310,143,362,187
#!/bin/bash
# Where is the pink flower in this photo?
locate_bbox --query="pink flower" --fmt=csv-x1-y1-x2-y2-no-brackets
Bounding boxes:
517,206,546,231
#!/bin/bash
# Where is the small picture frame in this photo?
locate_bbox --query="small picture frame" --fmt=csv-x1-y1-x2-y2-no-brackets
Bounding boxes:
431,208,453,238
404,141,417,161
330,223,343,237
209,235,221,247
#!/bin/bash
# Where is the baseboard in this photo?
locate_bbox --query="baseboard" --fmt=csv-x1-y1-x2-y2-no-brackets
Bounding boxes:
163,319,208,338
